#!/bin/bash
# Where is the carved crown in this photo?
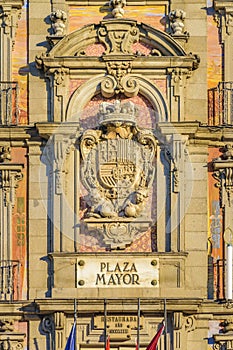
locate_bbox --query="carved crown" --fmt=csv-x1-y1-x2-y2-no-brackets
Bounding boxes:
98,100,137,125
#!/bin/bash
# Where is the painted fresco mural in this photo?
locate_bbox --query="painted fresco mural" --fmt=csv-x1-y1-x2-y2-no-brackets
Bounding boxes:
12,1,28,125
11,148,27,301
69,5,166,32
6,1,229,347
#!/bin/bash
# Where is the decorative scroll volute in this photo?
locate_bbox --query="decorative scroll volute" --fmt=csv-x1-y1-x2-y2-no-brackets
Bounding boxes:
101,60,139,98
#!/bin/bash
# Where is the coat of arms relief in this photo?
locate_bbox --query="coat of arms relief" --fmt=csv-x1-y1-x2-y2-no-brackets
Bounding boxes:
80,100,157,249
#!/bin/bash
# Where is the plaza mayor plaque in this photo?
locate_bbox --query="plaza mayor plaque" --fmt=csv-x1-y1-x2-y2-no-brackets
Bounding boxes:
76,256,159,288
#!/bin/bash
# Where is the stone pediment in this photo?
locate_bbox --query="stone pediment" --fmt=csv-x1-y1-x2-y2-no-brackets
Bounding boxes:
38,18,200,66
47,19,187,58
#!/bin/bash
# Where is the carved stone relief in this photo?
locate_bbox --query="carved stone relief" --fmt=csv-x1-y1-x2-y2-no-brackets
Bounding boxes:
42,312,65,350
80,100,157,249
97,21,139,55
168,9,187,36
213,144,233,207
0,147,11,163
109,0,126,19
50,10,67,36
101,60,139,98
0,165,23,207
0,319,25,350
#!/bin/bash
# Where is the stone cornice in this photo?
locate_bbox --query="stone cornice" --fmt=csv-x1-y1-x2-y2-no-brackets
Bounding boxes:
1,298,233,319
38,56,197,76
0,123,233,145
66,0,168,5
214,0,233,11
0,0,24,9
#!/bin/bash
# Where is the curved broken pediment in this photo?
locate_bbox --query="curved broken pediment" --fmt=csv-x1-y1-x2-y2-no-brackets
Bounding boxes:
47,19,187,58
49,19,186,57
35,17,199,124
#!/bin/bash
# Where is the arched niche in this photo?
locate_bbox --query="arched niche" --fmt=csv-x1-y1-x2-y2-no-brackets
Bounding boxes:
66,75,169,123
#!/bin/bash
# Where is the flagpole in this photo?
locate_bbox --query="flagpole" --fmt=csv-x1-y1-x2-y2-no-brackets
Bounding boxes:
74,298,77,349
164,298,167,350
104,299,107,350
137,298,140,350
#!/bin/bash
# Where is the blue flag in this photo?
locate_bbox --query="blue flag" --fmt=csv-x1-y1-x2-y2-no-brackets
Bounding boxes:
65,323,76,350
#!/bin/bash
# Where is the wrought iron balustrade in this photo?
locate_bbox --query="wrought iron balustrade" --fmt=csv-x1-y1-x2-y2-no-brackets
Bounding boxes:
0,82,19,125
0,260,20,301
208,82,233,126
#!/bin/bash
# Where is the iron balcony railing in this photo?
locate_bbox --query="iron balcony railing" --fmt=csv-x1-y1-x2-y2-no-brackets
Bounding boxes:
0,81,19,125
208,82,233,126
0,260,20,301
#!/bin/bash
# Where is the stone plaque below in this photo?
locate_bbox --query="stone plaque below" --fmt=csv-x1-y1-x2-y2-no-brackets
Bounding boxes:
76,256,159,288
94,315,144,341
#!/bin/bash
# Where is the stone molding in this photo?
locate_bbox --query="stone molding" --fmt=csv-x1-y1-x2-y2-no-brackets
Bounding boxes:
0,164,23,207
35,18,199,124
214,1,233,80
214,1,233,37
38,19,189,58
213,144,233,208
0,0,23,81
65,74,169,122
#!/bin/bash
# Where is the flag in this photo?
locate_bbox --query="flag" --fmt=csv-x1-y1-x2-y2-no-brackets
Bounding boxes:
65,323,76,350
135,337,138,350
146,322,165,350
106,335,110,350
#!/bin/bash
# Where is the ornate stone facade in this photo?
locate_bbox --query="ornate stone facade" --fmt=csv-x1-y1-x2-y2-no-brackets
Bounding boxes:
0,0,233,349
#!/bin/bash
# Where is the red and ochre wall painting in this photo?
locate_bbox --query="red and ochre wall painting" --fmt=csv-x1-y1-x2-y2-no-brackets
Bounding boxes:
10,0,225,284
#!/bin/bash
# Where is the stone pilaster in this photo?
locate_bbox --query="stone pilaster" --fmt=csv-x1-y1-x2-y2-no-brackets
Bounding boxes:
0,163,23,261
0,1,23,80
214,1,233,81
